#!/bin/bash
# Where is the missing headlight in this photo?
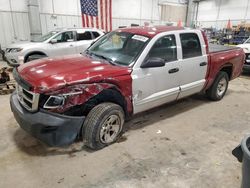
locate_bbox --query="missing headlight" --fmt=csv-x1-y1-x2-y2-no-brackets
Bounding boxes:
43,96,65,109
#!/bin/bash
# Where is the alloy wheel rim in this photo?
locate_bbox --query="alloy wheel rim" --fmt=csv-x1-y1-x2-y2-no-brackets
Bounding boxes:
100,114,121,144
217,77,227,97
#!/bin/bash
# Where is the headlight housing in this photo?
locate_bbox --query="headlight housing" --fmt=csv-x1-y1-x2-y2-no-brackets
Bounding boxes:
43,91,83,109
10,48,23,53
43,96,65,109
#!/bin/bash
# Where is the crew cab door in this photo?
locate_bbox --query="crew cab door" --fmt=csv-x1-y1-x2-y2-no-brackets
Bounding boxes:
132,34,180,114
177,31,208,98
47,31,77,57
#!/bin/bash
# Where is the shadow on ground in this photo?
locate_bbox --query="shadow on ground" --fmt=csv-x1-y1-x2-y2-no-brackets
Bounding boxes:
241,72,250,79
13,93,211,156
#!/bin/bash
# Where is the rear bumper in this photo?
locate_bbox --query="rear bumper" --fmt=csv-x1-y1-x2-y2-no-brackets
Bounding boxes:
10,92,84,146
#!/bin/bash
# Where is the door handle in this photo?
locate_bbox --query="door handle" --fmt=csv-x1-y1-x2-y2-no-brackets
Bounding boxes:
69,44,74,47
200,62,207,66
168,68,179,74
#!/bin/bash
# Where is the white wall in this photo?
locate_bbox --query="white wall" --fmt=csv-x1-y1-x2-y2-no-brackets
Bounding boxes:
0,0,30,48
112,0,162,28
197,0,250,29
0,0,183,48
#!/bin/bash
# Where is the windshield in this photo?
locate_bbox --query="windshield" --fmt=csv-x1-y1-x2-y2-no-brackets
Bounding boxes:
32,31,59,42
87,31,149,66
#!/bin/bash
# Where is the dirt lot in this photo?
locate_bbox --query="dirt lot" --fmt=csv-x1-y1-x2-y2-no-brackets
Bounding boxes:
0,68,250,188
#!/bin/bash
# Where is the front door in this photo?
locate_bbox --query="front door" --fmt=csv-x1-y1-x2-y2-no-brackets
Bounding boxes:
47,31,77,57
132,34,180,114
177,32,208,99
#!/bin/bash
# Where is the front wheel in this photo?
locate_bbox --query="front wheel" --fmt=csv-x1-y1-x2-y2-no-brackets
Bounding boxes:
206,71,229,101
82,102,125,150
25,53,47,63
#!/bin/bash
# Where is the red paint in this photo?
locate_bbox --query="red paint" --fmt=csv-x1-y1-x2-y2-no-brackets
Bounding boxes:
204,48,245,90
117,26,184,38
48,83,114,113
18,54,131,92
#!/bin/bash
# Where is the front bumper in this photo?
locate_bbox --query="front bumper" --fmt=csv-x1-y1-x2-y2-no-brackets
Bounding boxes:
10,92,84,146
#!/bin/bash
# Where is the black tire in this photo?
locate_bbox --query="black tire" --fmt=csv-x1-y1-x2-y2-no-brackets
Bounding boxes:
25,53,47,63
206,71,229,101
83,102,125,150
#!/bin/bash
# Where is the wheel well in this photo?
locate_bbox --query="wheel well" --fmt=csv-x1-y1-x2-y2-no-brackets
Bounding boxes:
24,51,47,62
220,65,233,80
63,88,129,118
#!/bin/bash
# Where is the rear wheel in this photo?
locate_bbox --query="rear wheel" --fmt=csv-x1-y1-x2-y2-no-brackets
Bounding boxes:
206,71,229,101
82,102,125,150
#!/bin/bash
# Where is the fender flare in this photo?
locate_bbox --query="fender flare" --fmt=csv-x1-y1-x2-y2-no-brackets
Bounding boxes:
24,51,48,62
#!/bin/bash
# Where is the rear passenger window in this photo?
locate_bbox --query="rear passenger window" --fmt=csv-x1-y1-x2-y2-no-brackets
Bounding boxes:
148,35,177,62
92,32,100,39
77,31,92,41
180,33,202,59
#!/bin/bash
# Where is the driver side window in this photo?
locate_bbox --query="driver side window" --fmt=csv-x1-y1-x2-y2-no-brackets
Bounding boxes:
53,31,74,43
148,35,177,62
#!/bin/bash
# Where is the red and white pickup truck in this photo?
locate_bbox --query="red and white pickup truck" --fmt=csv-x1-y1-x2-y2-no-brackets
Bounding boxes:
10,26,245,149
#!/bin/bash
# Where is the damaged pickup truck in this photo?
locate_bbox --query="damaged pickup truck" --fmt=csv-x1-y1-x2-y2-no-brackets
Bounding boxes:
10,26,245,150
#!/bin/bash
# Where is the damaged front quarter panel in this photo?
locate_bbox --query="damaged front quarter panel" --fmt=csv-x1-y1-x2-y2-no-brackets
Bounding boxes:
43,82,116,113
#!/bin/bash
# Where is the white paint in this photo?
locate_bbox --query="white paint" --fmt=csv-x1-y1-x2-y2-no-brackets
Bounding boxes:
131,29,208,114
4,28,104,66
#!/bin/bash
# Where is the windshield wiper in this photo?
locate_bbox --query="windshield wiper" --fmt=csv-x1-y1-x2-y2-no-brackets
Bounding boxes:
96,55,116,65
88,52,117,66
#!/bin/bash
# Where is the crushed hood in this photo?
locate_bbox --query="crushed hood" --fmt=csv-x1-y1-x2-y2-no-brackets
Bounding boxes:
17,54,132,93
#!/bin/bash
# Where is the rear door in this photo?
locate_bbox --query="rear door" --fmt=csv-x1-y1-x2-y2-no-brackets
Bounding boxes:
177,31,208,99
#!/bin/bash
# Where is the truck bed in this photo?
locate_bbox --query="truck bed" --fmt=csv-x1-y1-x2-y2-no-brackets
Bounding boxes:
205,43,244,91
209,44,239,53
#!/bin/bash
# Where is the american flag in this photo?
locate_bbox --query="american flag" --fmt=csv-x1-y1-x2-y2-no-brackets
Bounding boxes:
80,0,112,32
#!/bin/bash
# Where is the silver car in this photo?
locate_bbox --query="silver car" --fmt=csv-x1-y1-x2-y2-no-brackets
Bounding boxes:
5,28,104,66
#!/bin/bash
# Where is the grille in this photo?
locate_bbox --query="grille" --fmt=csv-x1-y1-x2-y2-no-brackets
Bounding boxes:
5,48,11,53
16,84,40,112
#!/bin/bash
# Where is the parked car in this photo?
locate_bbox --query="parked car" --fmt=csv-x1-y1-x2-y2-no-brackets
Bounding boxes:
10,26,245,150
237,37,250,72
5,28,104,66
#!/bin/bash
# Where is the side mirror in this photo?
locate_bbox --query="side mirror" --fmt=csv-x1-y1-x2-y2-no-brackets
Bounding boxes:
140,57,165,68
50,39,57,44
